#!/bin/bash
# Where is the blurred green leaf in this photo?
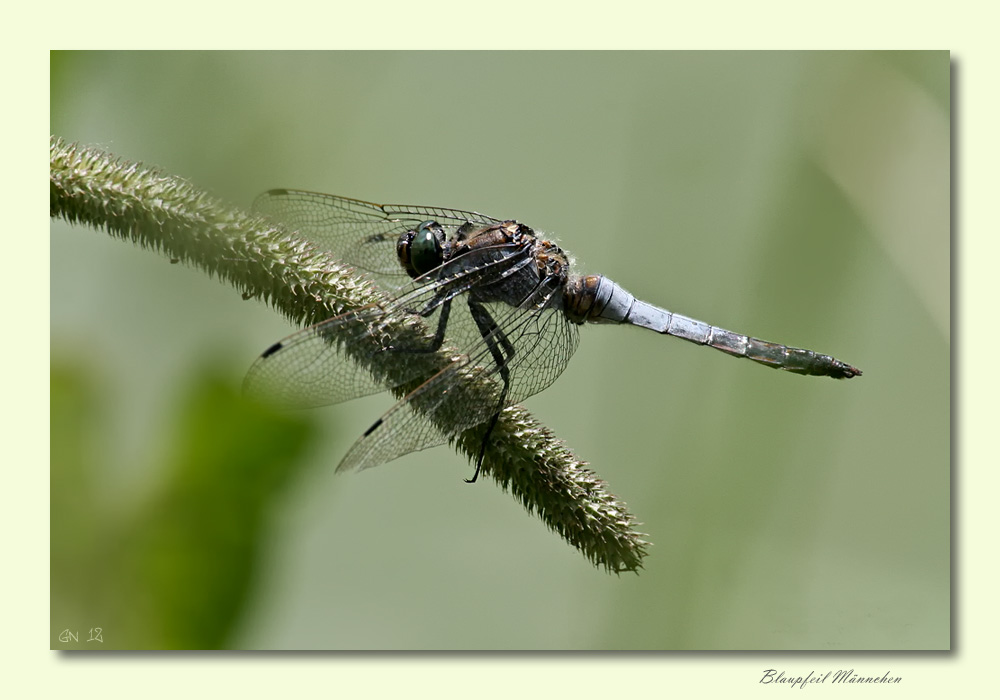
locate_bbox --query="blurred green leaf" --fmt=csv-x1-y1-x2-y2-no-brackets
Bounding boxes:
51,358,318,649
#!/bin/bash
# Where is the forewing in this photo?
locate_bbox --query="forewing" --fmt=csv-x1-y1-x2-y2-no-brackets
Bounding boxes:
253,189,503,288
244,304,397,408
244,291,449,409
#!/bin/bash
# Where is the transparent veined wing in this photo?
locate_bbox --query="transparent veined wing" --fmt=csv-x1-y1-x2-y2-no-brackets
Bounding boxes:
253,189,504,288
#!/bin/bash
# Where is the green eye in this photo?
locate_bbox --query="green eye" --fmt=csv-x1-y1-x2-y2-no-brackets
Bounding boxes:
409,221,444,275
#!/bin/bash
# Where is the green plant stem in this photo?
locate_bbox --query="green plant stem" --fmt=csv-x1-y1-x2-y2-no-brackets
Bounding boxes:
49,135,649,573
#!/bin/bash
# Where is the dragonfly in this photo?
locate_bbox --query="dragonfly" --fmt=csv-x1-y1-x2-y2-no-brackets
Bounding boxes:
244,190,862,483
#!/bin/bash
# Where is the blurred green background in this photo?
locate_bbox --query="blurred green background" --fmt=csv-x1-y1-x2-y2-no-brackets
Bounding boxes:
50,51,949,649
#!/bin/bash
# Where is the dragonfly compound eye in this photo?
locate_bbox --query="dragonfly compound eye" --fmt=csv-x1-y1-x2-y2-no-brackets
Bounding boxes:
400,220,446,278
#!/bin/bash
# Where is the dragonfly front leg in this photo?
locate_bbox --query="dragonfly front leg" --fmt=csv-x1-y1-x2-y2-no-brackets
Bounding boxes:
374,291,454,358
465,299,516,483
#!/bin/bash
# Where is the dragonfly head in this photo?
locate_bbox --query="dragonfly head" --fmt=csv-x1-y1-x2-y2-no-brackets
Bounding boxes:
397,220,446,278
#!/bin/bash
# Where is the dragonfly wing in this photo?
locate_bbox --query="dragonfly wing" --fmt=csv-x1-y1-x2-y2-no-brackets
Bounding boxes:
336,358,474,473
243,304,400,408
253,189,503,288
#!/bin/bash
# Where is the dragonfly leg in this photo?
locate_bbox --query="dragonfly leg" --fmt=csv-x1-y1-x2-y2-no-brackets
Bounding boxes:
376,297,453,357
465,300,516,483
423,297,451,352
